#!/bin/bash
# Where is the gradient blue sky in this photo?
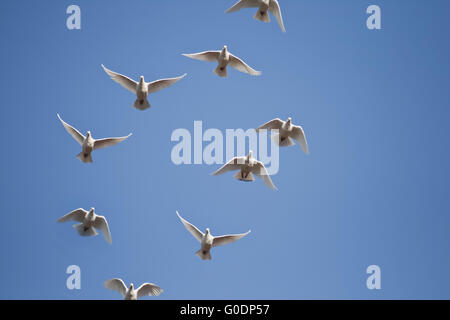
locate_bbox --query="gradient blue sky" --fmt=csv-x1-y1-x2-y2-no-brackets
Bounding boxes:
0,0,450,299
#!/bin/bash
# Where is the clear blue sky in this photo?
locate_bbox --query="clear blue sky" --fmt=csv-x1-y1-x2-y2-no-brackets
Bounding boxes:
0,0,450,299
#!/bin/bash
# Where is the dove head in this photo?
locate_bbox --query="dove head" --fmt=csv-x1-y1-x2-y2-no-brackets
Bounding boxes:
205,228,210,235
222,45,228,52
287,117,292,124
86,131,91,137
248,150,253,159
129,283,134,290
139,76,145,84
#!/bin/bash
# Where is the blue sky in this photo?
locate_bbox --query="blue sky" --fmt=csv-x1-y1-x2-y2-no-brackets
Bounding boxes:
0,0,450,299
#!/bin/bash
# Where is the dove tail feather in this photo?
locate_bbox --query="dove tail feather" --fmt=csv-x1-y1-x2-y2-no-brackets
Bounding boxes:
254,10,270,22
77,152,93,163
73,223,98,237
234,171,255,182
133,98,150,110
214,66,227,78
196,249,212,260
272,134,295,147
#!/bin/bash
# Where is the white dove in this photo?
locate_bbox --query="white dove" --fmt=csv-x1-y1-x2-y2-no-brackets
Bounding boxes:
57,114,131,163
183,45,261,78
256,117,309,154
226,0,286,32
176,211,251,260
102,64,186,110
57,207,112,244
212,150,277,190
104,278,163,300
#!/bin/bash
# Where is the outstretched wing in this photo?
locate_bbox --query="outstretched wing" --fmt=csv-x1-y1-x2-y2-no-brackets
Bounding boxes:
176,211,204,242
252,162,277,190
57,114,85,145
57,208,87,223
104,278,127,297
137,283,163,297
228,53,261,76
101,64,138,94
213,230,251,247
147,74,186,94
269,0,286,32
291,125,309,154
182,51,220,62
212,157,246,176
256,118,284,132
226,0,259,13
93,133,132,150
94,215,112,244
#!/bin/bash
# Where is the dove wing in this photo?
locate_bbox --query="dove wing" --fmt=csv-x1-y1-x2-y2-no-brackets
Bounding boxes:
57,114,85,145
269,0,286,32
182,51,220,62
256,118,284,132
102,64,138,94
291,125,309,154
147,74,186,94
137,283,163,297
57,208,87,223
94,215,112,244
228,53,261,76
213,230,251,247
212,157,246,176
226,0,260,13
104,279,127,297
176,211,204,242
93,134,132,150
252,162,277,190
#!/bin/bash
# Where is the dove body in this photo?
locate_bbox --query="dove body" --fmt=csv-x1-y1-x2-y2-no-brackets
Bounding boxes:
226,0,286,32
176,211,251,260
104,279,163,300
257,0,270,21
183,45,261,78
57,207,112,244
80,131,95,162
136,76,148,105
102,64,186,110
212,150,277,190
256,117,309,153
125,284,138,300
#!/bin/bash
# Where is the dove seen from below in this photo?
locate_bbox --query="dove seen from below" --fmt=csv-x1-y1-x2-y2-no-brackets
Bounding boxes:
226,0,286,32
183,45,261,78
102,64,186,110
57,114,131,163
104,278,163,300
57,207,112,244
176,210,251,260
256,117,309,154
212,150,277,190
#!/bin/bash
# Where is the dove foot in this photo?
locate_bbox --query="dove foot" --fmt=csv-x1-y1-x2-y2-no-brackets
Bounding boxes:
260,11,265,16
139,100,144,104
84,153,88,158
